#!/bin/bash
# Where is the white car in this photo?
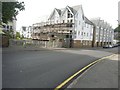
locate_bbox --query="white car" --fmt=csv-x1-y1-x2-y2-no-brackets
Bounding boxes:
103,45,113,48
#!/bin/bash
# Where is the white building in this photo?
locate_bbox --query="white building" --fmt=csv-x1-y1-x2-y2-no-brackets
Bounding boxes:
91,18,114,46
2,19,16,35
32,5,94,48
21,26,32,39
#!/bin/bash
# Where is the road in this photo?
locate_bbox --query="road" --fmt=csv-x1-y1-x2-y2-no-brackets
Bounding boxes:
2,47,118,88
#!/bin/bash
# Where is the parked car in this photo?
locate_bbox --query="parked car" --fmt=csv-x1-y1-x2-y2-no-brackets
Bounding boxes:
103,44,114,48
113,44,119,47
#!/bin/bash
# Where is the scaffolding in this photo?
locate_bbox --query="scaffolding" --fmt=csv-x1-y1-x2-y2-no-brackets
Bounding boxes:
32,22,74,40
31,21,74,47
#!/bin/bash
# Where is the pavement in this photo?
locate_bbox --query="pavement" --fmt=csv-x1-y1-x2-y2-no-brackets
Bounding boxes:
67,54,118,88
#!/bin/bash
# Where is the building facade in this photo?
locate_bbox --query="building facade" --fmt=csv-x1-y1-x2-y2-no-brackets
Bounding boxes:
21,26,32,39
91,18,114,47
2,19,16,35
32,5,94,48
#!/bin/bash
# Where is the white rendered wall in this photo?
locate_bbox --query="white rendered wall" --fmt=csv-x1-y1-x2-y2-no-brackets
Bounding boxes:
74,7,84,40
74,7,93,41
49,9,60,24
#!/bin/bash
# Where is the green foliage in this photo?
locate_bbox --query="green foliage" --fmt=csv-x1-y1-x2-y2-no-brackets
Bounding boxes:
21,34,24,39
16,31,21,39
114,25,120,32
2,1,25,23
3,30,14,39
114,25,120,40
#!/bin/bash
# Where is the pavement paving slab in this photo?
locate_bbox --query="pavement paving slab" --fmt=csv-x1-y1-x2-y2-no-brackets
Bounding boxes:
67,54,118,88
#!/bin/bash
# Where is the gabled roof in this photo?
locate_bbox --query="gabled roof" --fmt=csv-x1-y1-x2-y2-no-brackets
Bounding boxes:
55,8,61,15
67,6,74,14
49,5,83,18
71,5,82,14
61,5,82,15
91,18,113,29
48,5,93,25
91,18,101,26
48,8,60,19
84,17,94,25
61,6,74,16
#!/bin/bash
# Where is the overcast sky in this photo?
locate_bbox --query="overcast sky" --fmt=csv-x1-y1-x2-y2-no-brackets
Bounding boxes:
16,0,119,31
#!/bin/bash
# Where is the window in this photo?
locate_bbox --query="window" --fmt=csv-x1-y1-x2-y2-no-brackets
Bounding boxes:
63,20,65,23
70,20,73,23
81,32,83,35
78,31,80,35
7,25,9,29
79,21,80,25
84,32,85,36
66,35,69,38
74,31,76,34
67,20,69,23
51,35,54,37
82,26,84,30
68,13,70,18
67,10,73,18
70,24,72,27
10,26,13,30
87,33,88,36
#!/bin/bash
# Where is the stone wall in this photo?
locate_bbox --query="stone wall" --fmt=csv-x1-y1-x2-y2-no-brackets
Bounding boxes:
72,40,92,48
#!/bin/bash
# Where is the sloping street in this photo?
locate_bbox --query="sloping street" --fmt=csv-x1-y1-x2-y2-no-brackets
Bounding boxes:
2,47,118,88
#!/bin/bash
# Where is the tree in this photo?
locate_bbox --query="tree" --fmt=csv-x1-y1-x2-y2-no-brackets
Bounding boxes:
114,25,120,40
2,1,25,23
114,25,120,32
16,31,21,39
3,29,14,39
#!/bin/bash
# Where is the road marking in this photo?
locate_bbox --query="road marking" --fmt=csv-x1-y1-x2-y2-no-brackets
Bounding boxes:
54,54,116,90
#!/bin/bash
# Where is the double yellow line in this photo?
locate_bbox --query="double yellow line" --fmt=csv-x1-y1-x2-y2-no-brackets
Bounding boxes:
54,54,116,90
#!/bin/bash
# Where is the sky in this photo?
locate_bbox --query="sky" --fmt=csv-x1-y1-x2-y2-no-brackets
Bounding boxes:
16,0,119,31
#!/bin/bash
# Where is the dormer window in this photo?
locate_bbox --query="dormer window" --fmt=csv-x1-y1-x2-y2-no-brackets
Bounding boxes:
70,20,73,23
